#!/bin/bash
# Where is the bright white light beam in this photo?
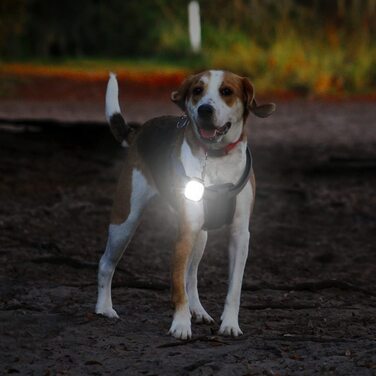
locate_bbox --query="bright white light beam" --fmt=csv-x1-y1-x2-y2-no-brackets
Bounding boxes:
184,179,205,201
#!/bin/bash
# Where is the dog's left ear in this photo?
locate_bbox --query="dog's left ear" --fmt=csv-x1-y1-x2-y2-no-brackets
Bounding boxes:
171,74,196,111
242,78,276,118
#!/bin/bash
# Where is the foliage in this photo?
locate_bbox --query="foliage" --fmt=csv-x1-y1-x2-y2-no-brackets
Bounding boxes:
1,0,375,94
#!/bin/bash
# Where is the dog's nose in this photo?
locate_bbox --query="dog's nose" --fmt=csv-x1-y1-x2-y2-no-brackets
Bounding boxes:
198,104,214,119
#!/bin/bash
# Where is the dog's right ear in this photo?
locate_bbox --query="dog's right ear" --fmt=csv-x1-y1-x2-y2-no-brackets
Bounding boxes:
250,99,276,118
171,74,196,111
242,77,276,118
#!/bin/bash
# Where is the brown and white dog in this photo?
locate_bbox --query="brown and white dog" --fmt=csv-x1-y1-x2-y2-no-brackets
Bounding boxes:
95,70,275,339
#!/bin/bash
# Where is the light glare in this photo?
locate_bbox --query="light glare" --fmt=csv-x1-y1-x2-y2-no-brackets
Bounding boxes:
184,180,204,201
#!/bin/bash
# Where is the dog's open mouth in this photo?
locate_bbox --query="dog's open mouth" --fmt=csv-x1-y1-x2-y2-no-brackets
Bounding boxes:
198,122,232,141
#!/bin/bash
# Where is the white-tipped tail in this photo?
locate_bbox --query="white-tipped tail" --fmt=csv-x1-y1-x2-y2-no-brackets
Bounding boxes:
105,72,122,122
105,73,129,145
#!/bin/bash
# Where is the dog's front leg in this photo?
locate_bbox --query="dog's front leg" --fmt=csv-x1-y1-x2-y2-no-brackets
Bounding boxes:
219,183,252,336
187,230,214,324
169,206,203,340
169,229,196,339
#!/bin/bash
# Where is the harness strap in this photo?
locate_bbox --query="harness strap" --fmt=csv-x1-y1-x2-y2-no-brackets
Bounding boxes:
203,146,252,200
172,146,253,230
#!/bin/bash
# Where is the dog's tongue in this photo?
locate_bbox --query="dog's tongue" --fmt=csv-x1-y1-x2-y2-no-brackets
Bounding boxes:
199,128,216,139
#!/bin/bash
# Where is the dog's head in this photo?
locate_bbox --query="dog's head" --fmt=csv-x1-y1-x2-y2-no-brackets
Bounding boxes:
171,70,275,146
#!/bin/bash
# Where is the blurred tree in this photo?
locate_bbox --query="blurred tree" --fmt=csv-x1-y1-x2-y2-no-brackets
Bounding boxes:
1,0,163,58
0,0,375,58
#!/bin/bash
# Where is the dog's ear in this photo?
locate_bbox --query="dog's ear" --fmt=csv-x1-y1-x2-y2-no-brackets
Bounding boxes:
250,99,276,118
171,74,196,111
242,78,276,118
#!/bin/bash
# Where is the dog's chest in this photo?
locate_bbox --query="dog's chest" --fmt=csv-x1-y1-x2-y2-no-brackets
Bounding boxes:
180,140,246,185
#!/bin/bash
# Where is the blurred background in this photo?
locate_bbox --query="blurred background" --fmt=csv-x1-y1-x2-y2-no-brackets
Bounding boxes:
1,0,376,97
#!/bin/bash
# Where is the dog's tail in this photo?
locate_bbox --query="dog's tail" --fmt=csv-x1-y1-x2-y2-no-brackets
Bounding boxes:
105,73,138,146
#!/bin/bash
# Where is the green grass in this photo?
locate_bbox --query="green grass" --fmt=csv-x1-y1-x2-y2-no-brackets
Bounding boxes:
202,28,376,95
1,31,375,96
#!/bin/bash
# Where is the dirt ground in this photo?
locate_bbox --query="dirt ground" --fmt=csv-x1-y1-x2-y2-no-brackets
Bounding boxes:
0,92,375,375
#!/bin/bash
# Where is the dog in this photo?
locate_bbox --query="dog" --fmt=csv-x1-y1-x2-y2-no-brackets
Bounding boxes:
95,70,275,339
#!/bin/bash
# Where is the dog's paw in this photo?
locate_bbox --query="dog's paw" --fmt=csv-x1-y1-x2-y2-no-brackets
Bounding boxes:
95,306,119,319
168,319,192,339
218,321,243,337
191,307,214,324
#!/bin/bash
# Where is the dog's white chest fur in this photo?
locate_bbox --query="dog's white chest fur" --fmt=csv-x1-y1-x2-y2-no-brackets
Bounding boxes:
180,139,247,186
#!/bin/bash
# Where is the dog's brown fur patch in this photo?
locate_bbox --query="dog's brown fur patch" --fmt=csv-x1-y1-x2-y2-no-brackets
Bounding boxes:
189,71,210,107
171,210,196,309
220,71,246,108
110,147,152,224
171,71,210,111
110,160,133,225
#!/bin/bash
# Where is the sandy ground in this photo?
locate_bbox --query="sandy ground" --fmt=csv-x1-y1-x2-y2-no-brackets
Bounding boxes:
0,93,375,375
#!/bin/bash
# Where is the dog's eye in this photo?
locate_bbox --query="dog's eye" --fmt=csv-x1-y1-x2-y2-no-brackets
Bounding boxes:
192,87,203,95
220,87,233,96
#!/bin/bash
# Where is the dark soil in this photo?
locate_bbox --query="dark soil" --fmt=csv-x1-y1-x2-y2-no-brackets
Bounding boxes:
0,98,375,375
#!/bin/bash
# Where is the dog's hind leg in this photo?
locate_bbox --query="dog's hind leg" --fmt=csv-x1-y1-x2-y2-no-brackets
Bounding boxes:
186,230,214,324
96,168,155,318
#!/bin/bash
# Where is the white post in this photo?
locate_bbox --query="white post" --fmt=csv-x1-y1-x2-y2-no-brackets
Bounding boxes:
188,1,201,53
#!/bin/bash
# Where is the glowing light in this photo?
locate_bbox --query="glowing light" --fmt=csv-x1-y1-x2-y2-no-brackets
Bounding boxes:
184,180,204,201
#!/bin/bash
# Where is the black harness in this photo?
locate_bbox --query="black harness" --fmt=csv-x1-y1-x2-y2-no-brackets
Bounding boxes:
173,146,252,230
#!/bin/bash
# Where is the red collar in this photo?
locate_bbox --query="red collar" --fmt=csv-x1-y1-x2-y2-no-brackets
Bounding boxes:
198,135,245,157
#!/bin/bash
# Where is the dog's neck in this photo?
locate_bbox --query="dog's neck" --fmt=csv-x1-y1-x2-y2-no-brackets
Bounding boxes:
184,122,246,158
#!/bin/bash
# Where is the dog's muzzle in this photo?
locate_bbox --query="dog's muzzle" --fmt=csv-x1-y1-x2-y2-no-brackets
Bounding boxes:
196,104,232,141
198,121,232,140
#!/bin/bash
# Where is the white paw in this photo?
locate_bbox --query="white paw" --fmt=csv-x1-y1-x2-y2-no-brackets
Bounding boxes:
219,320,243,337
191,307,214,324
168,313,192,340
168,322,192,340
95,306,119,319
